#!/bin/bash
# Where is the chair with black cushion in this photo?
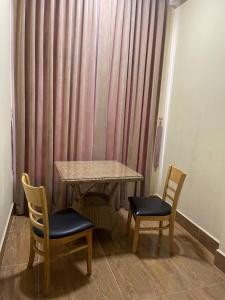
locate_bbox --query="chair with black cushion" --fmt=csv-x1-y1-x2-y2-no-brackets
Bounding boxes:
21,173,95,294
126,165,186,254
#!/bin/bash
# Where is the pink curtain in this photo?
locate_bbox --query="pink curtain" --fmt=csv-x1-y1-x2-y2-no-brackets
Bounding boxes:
13,0,167,214
153,118,163,170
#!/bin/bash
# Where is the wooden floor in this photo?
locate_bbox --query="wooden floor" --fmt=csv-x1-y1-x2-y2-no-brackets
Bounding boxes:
1,209,225,300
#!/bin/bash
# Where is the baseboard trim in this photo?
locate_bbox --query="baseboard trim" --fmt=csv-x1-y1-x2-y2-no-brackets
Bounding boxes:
214,249,225,274
0,203,14,265
176,210,219,254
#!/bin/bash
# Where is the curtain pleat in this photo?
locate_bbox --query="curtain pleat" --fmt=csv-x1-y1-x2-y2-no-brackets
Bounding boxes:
13,0,26,215
42,0,55,204
93,0,113,160
35,0,45,187
13,0,167,213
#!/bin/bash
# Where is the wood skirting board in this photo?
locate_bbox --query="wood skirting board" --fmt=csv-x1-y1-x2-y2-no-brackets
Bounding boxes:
0,204,14,266
176,211,219,254
214,250,225,274
176,211,225,275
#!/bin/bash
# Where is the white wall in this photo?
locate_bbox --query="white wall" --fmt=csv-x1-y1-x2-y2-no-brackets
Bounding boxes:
0,0,13,251
150,7,178,193
156,0,225,252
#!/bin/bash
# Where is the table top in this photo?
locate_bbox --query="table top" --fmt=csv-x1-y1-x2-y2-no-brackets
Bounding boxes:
55,160,143,183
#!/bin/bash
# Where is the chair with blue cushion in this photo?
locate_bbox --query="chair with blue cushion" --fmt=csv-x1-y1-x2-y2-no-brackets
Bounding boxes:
127,165,186,254
21,173,95,294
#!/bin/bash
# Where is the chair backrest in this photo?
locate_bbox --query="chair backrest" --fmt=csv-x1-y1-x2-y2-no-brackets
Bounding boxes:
21,173,49,238
162,165,186,216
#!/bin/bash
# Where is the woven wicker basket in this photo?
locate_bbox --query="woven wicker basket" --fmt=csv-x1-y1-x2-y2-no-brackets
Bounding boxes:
73,192,117,231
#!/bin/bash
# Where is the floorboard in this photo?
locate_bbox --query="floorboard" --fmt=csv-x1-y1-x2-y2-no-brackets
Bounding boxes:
1,209,225,299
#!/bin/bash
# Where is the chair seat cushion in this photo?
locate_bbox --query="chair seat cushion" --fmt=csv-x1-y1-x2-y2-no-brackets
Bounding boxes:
129,195,171,216
33,208,95,239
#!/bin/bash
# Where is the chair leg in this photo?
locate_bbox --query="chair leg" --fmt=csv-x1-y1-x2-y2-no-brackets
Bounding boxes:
126,206,132,235
132,217,140,253
169,220,175,256
27,232,35,268
87,231,92,275
44,249,50,294
157,221,163,255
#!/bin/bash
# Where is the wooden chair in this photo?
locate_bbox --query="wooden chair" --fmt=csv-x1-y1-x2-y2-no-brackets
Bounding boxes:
126,165,186,254
21,173,95,294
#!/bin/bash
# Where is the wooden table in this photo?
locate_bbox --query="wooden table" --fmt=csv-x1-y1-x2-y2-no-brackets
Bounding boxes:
55,160,143,230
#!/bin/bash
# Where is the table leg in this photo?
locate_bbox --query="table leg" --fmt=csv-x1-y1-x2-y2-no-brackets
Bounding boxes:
108,182,119,199
134,181,137,197
74,183,83,210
